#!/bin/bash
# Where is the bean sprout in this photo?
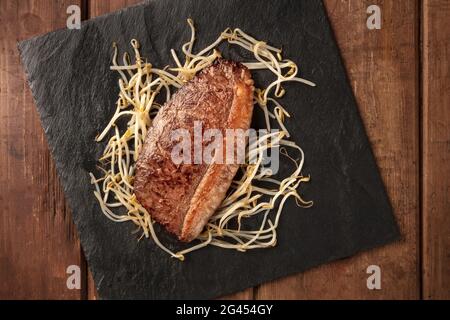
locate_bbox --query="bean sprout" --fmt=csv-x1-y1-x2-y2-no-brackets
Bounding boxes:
90,20,315,260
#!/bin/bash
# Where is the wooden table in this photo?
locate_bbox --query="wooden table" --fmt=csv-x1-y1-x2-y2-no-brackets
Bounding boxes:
0,0,448,300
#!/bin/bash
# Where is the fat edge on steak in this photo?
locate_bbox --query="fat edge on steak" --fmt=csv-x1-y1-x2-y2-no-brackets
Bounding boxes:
134,59,254,242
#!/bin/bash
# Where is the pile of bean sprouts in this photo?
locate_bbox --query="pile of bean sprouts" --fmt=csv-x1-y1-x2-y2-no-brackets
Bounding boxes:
90,19,315,260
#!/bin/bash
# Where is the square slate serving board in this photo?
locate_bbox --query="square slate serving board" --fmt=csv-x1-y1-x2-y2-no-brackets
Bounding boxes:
18,0,400,299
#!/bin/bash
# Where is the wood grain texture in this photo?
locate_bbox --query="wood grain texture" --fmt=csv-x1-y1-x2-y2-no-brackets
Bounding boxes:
3,0,448,300
256,0,420,299
422,0,450,300
86,266,97,300
0,0,85,299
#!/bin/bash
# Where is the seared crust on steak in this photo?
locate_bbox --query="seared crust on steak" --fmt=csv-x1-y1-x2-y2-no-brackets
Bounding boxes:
134,59,254,242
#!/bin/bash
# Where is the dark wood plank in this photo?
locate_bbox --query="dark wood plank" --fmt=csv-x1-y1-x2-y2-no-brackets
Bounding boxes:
0,0,85,299
218,290,253,300
256,0,420,299
422,0,450,300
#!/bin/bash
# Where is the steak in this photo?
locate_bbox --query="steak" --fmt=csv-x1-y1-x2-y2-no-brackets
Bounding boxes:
134,59,254,242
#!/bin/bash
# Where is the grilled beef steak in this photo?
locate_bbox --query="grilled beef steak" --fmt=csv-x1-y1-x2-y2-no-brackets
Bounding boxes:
134,59,254,242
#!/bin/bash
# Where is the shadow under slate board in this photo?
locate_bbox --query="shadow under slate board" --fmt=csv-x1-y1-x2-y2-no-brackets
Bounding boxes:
18,0,400,299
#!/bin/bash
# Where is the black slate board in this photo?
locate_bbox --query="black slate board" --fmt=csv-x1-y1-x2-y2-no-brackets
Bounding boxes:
18,0,400,299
